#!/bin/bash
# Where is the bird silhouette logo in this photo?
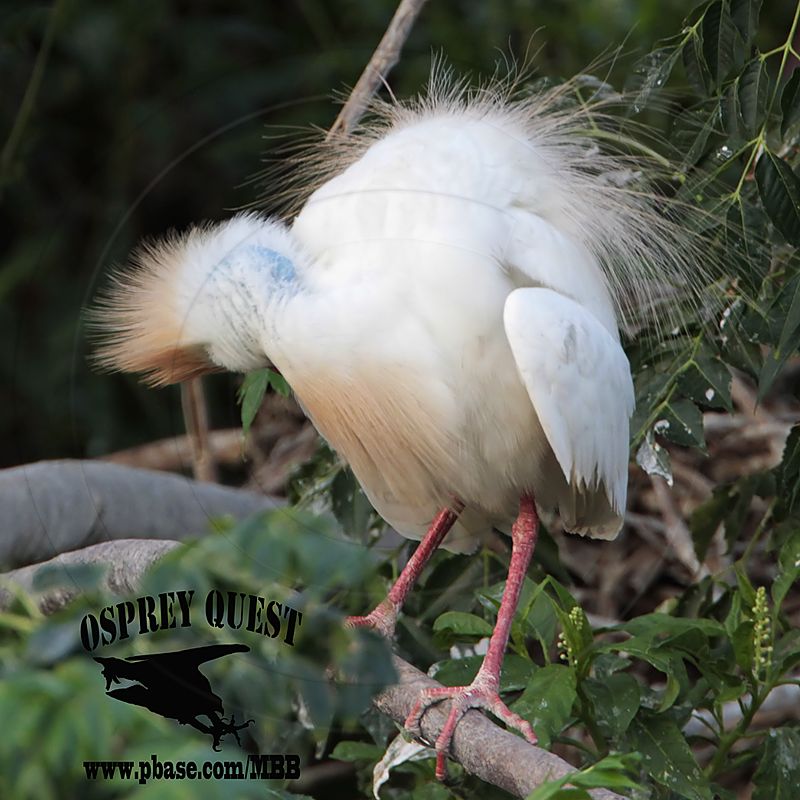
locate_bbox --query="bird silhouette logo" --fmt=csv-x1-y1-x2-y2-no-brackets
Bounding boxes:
94,644,254,750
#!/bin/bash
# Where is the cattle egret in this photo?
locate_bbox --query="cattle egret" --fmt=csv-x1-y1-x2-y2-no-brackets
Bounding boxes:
91,69,706,777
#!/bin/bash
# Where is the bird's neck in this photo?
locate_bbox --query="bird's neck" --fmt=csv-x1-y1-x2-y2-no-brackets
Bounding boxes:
179,238,306,375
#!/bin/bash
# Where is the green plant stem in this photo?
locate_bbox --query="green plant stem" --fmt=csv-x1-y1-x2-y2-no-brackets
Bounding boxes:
767,1,800,114
576,685,609,757
705,685,769,779
740,498,776,565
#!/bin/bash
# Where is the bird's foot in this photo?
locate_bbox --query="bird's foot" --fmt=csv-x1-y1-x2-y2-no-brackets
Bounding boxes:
345,598,398,638
405,678,537,780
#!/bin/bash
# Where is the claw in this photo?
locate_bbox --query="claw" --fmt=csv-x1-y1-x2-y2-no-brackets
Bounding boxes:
404,682,537,780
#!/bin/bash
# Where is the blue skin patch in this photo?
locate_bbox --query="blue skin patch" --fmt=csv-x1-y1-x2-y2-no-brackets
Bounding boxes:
238,244,297,285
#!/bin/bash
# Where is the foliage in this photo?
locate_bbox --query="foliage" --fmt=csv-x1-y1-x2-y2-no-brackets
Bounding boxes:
0,510,394,799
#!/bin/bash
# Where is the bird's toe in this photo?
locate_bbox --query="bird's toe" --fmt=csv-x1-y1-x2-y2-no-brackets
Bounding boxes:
404,683,537,780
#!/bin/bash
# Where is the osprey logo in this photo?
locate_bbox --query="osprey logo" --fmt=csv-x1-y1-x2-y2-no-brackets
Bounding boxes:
94,644,254,750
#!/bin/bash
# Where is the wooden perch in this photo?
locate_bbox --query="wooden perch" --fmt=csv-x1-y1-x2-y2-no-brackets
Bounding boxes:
0,460,279,569
376,656,625,800
0,538,179,613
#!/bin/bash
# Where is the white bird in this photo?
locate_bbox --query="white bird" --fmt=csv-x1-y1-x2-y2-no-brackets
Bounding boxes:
91,68,704,777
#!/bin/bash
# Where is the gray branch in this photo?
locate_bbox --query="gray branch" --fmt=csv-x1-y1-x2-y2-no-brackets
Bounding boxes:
375,656,625,800
0,460,279,569
0,538,179,613
327,0,429,137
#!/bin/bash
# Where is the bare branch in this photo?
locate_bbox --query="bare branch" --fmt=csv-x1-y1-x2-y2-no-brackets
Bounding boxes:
0,460,280,569
103,428,245,472
0,539,180,613
181,377,217,482
327,0,429,138
649,475,705,577
375,655,625,800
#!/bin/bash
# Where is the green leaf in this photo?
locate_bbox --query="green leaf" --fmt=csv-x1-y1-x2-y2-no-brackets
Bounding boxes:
683,28,712,94
734,560,758,605
720,82,744,139
583,673,641,739
781,69,800,137
433,611,494,640
755,149,800,247
702,1,741,87
730,0,761,46
629,46,682,110
758,274,800,398
752,728,800,799
605,637,688,681
738,59,769,139
657,399,705,449
511,664,576,749
672,102,720,167
731,619,755,670
677,356,733,410
331,741,384,762
725,199,771,291
774,627,800,673
412,784,456,800
30,562,105,593
238,368,291,437
431,653,533,692
620,612,725,639
772,529,800,607
479,577,557,652
526,754,643,800
238,369,269,436
330,467,376,540
776,425,800,518
626,715,712,800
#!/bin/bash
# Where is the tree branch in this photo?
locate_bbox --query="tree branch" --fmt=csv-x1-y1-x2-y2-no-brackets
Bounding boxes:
0,538,179,613
102,428,246,471
181,377,217,483
327,0,429,138
0,460,279,569
375,655,625,800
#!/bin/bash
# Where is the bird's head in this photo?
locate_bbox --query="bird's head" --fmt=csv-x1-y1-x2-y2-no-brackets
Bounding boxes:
89,213,306,386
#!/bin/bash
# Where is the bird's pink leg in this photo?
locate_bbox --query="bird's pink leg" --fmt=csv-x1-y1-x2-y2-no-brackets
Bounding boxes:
346,501,463,636
405,493,539,779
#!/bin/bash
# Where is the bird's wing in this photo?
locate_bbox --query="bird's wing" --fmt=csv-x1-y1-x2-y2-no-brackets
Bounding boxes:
503,287,634,518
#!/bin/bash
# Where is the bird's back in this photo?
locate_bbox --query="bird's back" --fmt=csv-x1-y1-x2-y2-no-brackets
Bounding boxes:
276,109,626,549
